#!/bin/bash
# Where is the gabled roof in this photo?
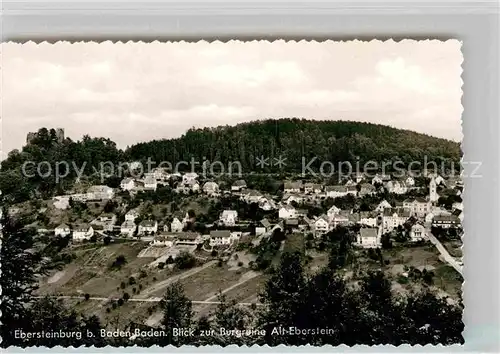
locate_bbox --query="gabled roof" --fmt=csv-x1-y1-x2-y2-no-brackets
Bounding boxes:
232,179,247,187
261,218,272,228
56,223,70,229
210,230,231,238
284,181,303,189
140,220,157,227
325,185,347,192
359,228,378,238
433,214,460,223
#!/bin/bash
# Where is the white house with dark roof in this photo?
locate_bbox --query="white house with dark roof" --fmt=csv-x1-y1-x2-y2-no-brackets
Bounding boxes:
385,180,408,195
284,181,302,193
282,193,304,205
327,205,341,220
382,208,411,232
209,230,232,247
403,197,431,217
313,215,331,237
355,228,380,248
325,186,349,198
55,223,71,237
359,183,376,197
72,225,94,241
182,172,199,185
375,200,392,212
125,209,139,222
138,220,158,235
410,223,426,242
432,215,461,229
120,221,136,237
170,217,184,233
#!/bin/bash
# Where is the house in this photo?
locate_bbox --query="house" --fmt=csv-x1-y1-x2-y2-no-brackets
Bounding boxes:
403,197,431,217
170,217,184,233
242,190,264,204
220,210,238,226
358,212,379,228
284,181,302,193
203,181,219,196
313,215,330,237
54,223,71,237
410,223,426,242
152,167,170,181
72,225,94,241
325,186,348,198
182,172,199,185
209,230,232,247
231,180,247,192
385,180,408,195
176,232,203,246
120,221,137,237
304,183,323,194
282,193,304,205
125,209,139,222
435,175,445,186
382,208,411,232
138,220,158,235
259,198,276,211
151,234,176,247
120,178,135,191
432,215,461,229
279,204,297,219
87,185,115,200
333,211,351,227
344,179,357,187
70,193,91,202
91,213,117,232
371,174,383,185
256,218,272,235
284,219,300,233
375,200,392,212
327,205,341,220
186,180,200,193
425,207,452,223
358,183,376,197
144,175,158,191
355,228,380,248
405,176,415,187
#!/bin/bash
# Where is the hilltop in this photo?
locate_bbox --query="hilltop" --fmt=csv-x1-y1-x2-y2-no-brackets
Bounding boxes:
125,118,461,170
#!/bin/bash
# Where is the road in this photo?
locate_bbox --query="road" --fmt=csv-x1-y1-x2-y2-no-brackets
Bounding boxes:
426,231,463,276
34,295,263,306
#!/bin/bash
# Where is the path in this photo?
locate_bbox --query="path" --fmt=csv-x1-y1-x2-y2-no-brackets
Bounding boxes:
203,270,260,302
34,295,263,306
426,232,463,276
136,260,218,298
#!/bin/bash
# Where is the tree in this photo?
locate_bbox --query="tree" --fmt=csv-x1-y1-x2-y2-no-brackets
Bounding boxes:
259,252,308,345
0,214,40,347
158,282,194,346
174,252,197,270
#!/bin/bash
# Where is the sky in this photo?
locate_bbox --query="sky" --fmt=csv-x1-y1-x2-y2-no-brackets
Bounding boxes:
1,40,463,158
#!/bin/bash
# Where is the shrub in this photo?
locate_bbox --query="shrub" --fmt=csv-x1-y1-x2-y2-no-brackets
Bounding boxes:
123,292,130,301
132,287,137,294
106,308,111,313
237,261,244,267
129,276,136,285
103,236,111,246
152,277,157,281
120,281,126,289
175,252,197,270
139,270,147,279
117,298,124,306
211,250,218,257
157,262,165,270
84,293,90,301
139,284,143,290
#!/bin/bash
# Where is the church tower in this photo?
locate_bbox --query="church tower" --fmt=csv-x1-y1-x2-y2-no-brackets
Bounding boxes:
429,176,439,203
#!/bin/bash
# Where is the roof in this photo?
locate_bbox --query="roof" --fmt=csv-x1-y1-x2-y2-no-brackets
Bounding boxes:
88,185,112,193
144,176,156,184
140,220,157,227
404,197,428,204
210,230,231,238
383,208,410,218
280,204,296,211
284,181,302,189
359,228,378,238
232,179,247,187
325,185,347,192
121,221,136,227
261,218,272,228
433,215,460,223
360,183,375,190
221,210,237,216
56,223,70,229
285,219,299,226
73,224,91,232
177,232,200,241
121,178,134,184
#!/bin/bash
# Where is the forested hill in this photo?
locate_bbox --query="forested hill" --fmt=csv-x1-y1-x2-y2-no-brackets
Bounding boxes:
125,118,461,170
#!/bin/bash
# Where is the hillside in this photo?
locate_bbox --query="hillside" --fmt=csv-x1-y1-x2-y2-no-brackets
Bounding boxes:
125,118,461,170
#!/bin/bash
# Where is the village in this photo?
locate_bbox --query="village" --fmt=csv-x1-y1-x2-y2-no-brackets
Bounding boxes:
43,168,463,256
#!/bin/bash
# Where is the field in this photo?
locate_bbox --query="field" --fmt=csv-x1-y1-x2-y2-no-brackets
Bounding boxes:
36,237,463,330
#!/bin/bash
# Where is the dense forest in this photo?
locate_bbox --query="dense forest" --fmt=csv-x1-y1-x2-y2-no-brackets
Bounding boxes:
0,119,461,202
125,118,461,171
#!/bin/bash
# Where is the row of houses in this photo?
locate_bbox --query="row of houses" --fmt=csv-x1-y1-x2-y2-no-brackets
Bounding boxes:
150,230,243,248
